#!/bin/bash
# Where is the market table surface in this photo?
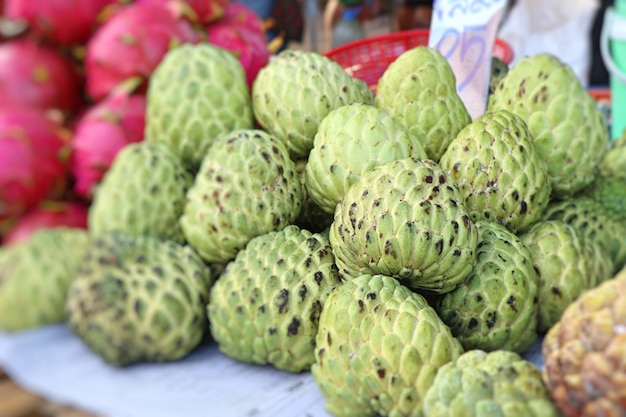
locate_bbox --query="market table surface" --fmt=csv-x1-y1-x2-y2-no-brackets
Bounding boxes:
0,369,97,417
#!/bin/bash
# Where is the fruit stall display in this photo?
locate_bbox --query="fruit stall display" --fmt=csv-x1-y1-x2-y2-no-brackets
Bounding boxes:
0,0,626,416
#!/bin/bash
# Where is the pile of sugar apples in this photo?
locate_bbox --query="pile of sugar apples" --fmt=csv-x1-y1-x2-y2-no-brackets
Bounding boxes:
1,4,626,415
0,0,272,244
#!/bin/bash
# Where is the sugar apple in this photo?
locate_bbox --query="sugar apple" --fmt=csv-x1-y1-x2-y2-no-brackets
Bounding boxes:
330,157,478,294
66,232,214,367
305,103,427,214
375,46,472,162
578,174,626,221
146,43,253,172
252,49,374,160
542,268,626,417
439,109,551,233
435,221,539,353
519,219,610,334
543,196,626,272
311,274,464,417
181,129,303,264
207,225,341,372
88,142,193,244
600,131,626,178
423,349,561,417
489,57,509,96
489,53,609,198
293,158,334,233
0,228,89,331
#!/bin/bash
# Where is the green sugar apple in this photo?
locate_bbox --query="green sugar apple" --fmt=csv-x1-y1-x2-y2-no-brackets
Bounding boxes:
600,132,626,178
293,159,334,233
0,228,89,331
520,219,611,334
489,53,609,198
66,232,214,367
543,196,626,272
207,225,341,372
439,109,551,233
312,274,464,417
88,142,193,244
305,102,427,214
329,157,478,294
375,46,472,162
252,49,374,160
436,221,539,353
579,175,626,222
181,129,303,264
146,43,253,172
423,350,561,417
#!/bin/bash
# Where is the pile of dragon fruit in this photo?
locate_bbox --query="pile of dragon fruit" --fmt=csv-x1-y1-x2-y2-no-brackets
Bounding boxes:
0,0,271,245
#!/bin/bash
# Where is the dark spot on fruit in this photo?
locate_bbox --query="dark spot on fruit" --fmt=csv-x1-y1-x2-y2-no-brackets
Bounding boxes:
299,285,307,301
277,165,284,175
377,369,386,378
435,239,444,255
520,201,528,214
259,305,265,313
277,258,284,265
463,145,469,152
314,271,323,285
453,249,461,256
439,175,446,184
318,249,328,259
358,299,364,312
551,287,562,297
512,190,519,201
453,162,460,172
476,294,483,302
450,199,457,207
269,327,276,335
287,317,300,336
304,257,312,267
468,318,479,329
366,292,377,300
277,289,289,313
425,175,433,184
373,199,381,207
236,306,243,314
327,332,332,346
486,311,497,328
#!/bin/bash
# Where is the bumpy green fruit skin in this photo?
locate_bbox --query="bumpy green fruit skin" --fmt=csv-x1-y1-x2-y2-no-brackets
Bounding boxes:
207,225,341,372
146,43,253,172
181,129,303,264
423,350,561,417
305,103,427,214
543,196,625,272
293,159,334,233
88,142,193,244
312,274,464,417
66,232,213,367
489,53,609,198
600,133,626,178
0,228,89,331
375,46,472,162
579,175,626,221
439,109,552,233
330,157,478,294
520,220,607,334
252,50,374,160
436,221,539,353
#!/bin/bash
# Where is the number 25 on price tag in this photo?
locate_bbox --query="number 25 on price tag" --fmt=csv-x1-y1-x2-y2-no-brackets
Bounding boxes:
428,0,510,120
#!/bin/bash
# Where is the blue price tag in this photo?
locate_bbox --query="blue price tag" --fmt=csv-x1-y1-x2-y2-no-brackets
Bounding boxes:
428,0,509,119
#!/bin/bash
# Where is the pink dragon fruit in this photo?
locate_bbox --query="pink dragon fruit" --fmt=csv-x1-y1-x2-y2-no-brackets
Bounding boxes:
206,21,270,89
2,200,88,245
4,0,119,46
85,1,198,102
219,1,266,40
70,91,147,199
138,0,228,25
0,39,83,113
0,107,71,234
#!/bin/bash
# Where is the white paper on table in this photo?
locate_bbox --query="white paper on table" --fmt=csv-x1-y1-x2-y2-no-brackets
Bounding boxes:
0,324,545,417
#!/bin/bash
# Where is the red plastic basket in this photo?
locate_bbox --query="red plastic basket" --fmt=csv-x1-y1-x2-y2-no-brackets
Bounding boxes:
324,29,514,93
